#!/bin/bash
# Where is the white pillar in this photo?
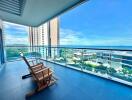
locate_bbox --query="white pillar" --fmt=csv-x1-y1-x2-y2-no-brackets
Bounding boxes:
0,19,3,28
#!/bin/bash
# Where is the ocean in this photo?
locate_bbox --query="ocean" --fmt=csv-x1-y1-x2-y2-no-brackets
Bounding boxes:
58,45,132,50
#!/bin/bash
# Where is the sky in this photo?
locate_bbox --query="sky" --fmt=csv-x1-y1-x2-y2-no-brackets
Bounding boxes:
4,22,28,45
60,0,132,46
3,0,132,46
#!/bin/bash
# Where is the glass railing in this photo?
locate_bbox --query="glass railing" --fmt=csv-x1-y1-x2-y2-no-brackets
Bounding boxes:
4,46,132,86
4,46,43,61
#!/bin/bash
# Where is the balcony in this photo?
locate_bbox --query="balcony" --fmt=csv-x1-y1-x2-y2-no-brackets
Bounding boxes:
1,0,131,100
4,46,132,86
0,59,132,100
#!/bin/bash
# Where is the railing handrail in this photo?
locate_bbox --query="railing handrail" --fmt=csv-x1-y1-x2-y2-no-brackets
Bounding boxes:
4,45,132,52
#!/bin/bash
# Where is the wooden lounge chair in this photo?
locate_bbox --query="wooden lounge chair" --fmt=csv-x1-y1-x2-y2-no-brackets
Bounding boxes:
20,52,47,79
20,53,56,96
27,66,53,96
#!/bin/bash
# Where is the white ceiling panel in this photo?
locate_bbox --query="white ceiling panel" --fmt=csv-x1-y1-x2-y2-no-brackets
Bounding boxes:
0,0,87,27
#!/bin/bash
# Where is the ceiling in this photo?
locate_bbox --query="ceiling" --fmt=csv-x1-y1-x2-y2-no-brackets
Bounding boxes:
0,0,87,27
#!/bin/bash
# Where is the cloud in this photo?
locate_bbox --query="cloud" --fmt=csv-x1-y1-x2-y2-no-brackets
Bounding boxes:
4,22,27,29
3,22,28,45
5,34,28,45
60,28,132,46
3,21,28,36
60,28,92,45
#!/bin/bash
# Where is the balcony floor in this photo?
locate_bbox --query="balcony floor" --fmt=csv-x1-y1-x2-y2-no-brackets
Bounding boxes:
0,61,132,100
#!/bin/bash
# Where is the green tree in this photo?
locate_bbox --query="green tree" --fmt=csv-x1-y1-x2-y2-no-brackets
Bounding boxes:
6,47,28,60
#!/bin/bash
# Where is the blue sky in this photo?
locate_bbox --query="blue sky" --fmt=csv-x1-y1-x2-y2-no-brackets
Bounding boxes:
4,22,28,45
60,0,132,46
4,0,132,46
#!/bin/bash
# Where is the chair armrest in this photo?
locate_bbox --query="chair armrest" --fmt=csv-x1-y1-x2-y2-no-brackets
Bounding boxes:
31,64,44,72
34,68,50,74
31,63,43,68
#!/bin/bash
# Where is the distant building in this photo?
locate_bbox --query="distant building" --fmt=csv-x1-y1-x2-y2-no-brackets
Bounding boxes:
28,17,59,57
96,52,132,70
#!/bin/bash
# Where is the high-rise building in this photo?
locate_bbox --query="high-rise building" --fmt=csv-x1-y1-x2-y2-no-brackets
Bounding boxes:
29,17,59,46
29,18,59,46
28,17,59,57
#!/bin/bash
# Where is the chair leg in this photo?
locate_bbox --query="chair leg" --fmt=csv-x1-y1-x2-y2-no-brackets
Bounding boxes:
34,79,47,91
22,73,32,79
26,76,55,97
26,82,47,97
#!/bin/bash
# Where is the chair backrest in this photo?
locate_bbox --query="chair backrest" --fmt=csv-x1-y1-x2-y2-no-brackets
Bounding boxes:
20,52,43,69
20,52,52,83
20,52,31,68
